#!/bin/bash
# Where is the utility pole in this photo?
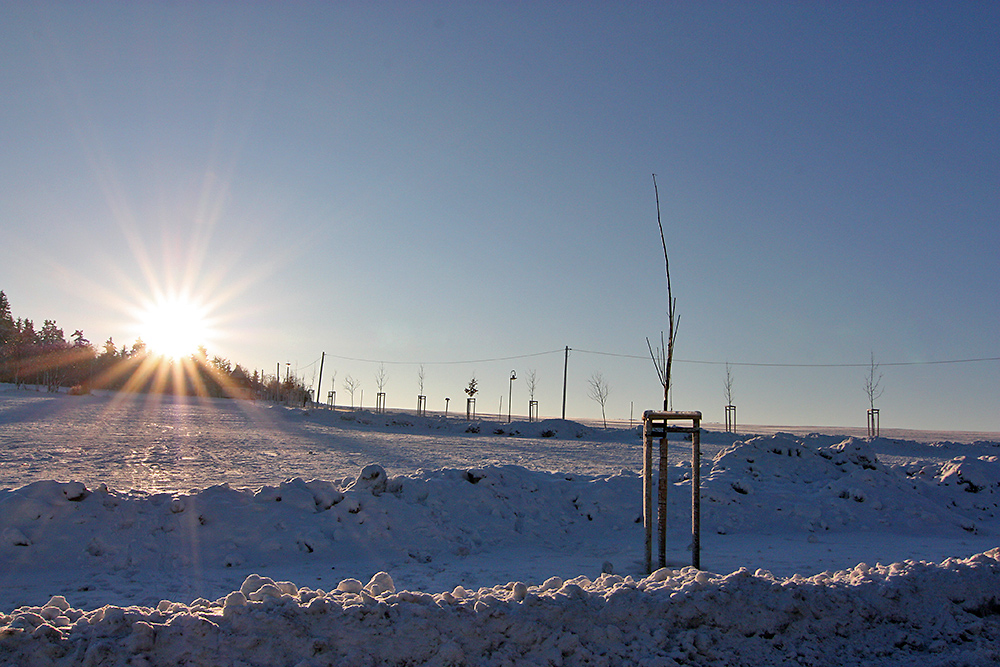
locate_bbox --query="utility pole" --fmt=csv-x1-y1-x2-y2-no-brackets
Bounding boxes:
561,346,570,420
315,352,325,408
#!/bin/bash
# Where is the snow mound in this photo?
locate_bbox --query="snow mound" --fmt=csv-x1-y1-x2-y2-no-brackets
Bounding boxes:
938,456,1000,495
2,551,999,667
0,466,637,604
703,435,987,536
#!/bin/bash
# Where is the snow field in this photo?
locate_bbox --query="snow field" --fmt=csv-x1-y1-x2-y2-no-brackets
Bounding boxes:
2,389,1000,665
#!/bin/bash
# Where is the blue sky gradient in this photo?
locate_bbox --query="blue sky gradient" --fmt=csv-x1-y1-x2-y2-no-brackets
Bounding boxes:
2,2,997,430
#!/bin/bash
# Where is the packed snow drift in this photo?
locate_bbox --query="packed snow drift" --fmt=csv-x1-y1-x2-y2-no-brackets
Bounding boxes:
1,388,999,666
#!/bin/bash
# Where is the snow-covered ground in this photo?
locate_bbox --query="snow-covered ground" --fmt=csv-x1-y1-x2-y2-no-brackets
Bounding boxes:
1,387,999,666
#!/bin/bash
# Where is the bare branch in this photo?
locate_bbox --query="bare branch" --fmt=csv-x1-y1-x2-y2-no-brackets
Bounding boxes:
343,375,361,408
587,372,611,428
864,352,884,411
724,362,734,406
649,174,679,410
374,363,387,393
526,369,537,402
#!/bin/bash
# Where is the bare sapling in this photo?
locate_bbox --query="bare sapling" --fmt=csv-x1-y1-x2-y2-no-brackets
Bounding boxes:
374,363,388,412
588,372,611,428
864,352,884,411
724,362,734,406
864,352,884,437
723,362,736,433
343,375,361,409
417,364,427,415
646,174,680,410
526,368,538,421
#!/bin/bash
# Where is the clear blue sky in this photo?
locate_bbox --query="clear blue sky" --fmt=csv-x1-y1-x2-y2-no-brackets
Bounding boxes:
2,2,997,431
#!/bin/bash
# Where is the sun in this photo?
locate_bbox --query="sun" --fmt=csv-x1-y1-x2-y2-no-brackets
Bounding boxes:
137,296,212,360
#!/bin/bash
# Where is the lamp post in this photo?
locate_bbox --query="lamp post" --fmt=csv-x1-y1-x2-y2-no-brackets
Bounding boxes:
445,397,450,417
508,370,517,423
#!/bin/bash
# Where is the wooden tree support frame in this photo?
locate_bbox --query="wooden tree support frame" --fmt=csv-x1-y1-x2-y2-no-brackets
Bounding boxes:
375,392,386,414
867,408,880,438
327,390,336,409
416,395,427,417
642,410,702,573
466,397,476,420
725,404,737,433
528,400,538,422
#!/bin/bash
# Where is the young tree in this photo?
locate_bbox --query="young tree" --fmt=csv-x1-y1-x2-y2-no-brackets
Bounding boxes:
526,368,537,402
373,362,388,412
724,362,734,406
588,372,611,428
465,374,478,398
864,352,884,412
375,363,388,393
646,174,679,411
417,364,426,395
343,375,361,408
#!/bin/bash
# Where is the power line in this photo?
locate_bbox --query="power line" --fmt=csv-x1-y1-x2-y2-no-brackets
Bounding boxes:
316,346,999,370
572,348,1000,368
322,349,565,366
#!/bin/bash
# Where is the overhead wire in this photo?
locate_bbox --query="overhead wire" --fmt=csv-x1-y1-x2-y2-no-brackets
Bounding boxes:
322,349,565,366
318,347,999,369
570,347,1000,368
571,348,1000,368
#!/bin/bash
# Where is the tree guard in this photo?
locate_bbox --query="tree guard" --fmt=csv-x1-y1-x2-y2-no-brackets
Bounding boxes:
725,404,737,433
867,408,880,438
642,410,702,573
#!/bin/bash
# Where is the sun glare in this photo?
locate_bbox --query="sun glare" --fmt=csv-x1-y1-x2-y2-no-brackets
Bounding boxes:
137,297,212,360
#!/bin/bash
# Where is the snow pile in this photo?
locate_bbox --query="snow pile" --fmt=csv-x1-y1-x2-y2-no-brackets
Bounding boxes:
0,466,634,605
2,552,1000,667
703,435,994,536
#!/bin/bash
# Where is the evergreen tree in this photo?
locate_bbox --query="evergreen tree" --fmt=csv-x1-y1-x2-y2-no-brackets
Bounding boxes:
0,291,14,347
39,320,65,348
12,318,36,387
0,291,15,382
